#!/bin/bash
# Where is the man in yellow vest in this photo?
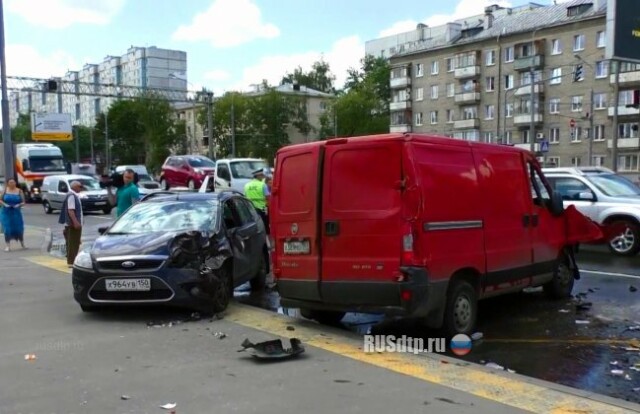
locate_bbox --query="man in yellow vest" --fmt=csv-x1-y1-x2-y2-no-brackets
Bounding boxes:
244,168,270,234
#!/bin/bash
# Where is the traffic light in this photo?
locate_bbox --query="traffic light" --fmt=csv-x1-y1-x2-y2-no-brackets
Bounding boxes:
573,64,584,82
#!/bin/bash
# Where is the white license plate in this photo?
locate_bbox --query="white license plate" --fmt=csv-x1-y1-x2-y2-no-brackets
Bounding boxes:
95,202,107,206
284,240,310,255
105,278,151,291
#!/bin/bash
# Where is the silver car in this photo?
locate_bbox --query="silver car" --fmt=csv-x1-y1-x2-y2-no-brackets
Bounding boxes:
543,167,640,256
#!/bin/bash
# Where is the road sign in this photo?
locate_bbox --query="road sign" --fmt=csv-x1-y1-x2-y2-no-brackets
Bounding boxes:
540,140,550,153
570,119,576,128
30,113,72,141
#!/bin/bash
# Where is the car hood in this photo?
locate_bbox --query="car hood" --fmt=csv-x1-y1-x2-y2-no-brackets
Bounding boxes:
91,231,179,258
80,190,108,197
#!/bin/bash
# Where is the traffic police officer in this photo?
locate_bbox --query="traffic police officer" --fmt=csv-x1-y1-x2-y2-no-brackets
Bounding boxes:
244,168,270,234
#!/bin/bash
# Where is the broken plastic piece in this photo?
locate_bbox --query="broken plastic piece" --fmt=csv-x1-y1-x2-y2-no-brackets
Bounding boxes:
611,369,624,376
471,332,483,341
575,320,590,324
558,309,570,313
214,332,227,339
610,361,619,366
121,395,130,400
238,338,305,360
160,403,177,409
485,362,504,370
24,354,36,361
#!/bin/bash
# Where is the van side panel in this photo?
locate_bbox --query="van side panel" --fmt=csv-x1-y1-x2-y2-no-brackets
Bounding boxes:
474,150,533,289
410,142,485,281
320,141,404,302
272,146,322,302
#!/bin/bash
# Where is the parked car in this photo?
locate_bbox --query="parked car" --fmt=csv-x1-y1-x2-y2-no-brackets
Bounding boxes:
543,166,640,256
213,158,269,194
41,174,111,215
271,134,602,336
159,155,216,190
71,191,270,314
114,165,162,197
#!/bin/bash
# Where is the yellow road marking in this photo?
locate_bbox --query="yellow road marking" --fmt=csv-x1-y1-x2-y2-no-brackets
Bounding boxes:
25,256,638,413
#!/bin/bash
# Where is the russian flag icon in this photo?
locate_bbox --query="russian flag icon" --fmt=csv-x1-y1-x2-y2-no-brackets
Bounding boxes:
450,334,472,356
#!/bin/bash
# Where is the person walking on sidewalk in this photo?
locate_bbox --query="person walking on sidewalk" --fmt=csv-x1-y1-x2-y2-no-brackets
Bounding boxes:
59,181,84,267
0,179,26,252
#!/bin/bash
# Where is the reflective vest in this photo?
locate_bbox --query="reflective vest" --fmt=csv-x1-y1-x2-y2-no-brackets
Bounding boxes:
245,179,266,210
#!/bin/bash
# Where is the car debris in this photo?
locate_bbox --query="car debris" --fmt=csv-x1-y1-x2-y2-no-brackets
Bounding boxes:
558,309,570,313
160,402,177,410
575,320,591,324
24,354,36,361
630,285,637,293
238,338,305,360
471,332,483,341
611,369,625,376
121,395,131,400
214,332,227,339
575,302,592,311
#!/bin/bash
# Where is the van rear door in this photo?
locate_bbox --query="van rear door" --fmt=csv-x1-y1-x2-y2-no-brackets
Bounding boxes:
272,145,323,302
320,139,404,304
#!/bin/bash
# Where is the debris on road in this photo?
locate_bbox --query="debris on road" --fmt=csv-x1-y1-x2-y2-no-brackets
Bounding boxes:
610,361,619,366
611,369,624,376
214,332,227,339
121,395,131,400
24,354,36,361
558,309,570,313
238,338,305,360
630,285,637,293
471,332,483,341
485,362,504,370
160,402,177,410
286,325,295,331
576,302,592,311
575,320,591,325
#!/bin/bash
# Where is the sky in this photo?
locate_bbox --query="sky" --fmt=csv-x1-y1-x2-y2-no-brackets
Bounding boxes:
4,0,569,97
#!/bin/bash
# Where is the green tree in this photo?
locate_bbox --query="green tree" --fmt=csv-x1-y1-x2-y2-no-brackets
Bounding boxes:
10,114,31,143
281,59,336,93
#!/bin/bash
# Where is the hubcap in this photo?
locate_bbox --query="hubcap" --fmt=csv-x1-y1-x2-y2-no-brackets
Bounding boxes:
556,262,572,286
453,295,472,331
610,226,635,253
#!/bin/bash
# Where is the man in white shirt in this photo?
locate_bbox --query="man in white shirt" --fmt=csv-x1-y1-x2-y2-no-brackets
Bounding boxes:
60,181,84,267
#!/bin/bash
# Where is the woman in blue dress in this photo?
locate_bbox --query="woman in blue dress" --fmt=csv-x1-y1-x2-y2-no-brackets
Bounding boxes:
0,179,26,251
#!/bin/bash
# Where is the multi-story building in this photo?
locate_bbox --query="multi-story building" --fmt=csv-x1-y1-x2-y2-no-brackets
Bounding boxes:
8,46,187,128
369,0,640,180
172,102,207,155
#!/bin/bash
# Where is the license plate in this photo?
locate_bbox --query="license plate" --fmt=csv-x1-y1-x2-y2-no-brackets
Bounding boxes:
284,240,310,255
105,278,151,291
95,202,106,206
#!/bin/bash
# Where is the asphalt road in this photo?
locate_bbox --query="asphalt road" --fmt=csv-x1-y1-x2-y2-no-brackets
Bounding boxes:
17,204,640,404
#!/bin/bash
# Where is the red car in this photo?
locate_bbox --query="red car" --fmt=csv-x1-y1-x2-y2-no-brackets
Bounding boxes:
159,155,216,190
270,133,603,336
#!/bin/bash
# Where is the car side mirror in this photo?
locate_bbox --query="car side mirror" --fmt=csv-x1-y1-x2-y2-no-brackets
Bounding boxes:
550,190,565,216
578,191,596,201
98,226,109,235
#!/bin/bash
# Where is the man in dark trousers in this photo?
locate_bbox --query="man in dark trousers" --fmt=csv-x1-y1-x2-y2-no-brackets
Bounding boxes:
58,181,84,268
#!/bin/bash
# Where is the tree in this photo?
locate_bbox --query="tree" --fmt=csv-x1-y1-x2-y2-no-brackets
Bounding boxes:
281,59,336,93
10,114,31,143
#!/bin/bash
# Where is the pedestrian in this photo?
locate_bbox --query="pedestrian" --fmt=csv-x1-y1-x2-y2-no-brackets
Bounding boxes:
107,169,141,218
59,181,84,267
0,178,26,251
244,169,270,234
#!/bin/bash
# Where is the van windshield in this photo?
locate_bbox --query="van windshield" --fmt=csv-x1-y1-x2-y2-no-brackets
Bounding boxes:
587,174,640,197
76,178,101,191
231,161,267,179
29,157,65,172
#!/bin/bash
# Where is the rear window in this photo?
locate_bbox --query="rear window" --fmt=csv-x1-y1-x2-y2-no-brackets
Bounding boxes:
278,152,316,214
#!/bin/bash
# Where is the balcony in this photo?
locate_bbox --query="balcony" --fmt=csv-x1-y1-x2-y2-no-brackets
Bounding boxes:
610,70,640,86
607,137,640,149
608,106,640,117
514,143,541,152
390,124,411,133
514,113,543,125
514,55,544,71
514,84,544,96
454,66,481,79
390,77,411,89
454,91,481,104
453,118,480,129
390,101,412,111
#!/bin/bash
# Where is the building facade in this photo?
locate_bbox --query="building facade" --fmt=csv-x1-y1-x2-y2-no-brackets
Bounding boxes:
172,102,207,155
373,0,640,179
8,46,187,128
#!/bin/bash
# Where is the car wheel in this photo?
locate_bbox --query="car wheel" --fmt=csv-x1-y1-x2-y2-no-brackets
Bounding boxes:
210,264,232,313
43,201,53,214
607,219,640,256
300,309,346,325
160,178,169,190
249,251,268,291
442,280,477,337
543,252,574,299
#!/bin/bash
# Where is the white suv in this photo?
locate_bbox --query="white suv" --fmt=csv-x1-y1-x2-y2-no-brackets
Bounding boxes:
543,167,640,256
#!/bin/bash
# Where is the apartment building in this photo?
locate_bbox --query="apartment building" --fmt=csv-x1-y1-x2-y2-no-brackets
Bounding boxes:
172,102,207,155
371,0,640,179
8,46,187,128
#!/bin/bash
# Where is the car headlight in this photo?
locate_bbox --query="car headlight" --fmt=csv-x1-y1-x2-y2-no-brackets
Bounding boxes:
73,251,93,269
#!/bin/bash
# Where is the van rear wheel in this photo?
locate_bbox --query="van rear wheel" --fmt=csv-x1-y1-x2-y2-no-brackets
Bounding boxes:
301,309,345,325
443,280,477,337
43,201,53,214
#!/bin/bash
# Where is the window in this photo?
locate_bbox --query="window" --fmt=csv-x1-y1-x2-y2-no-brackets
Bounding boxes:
392,89,409,102
504,130,513,144
447,83,455,97
549,127,560,143
430,61,439,75
594,93,607,109
415,87,424,101
521,129,531,144
549,98,560,114
485,104,495,120
571,157,582,167
573,34,585,51
594,125,605,141
596,31,606,48
618,90,636,106
415,112,423,126
595,61,608,78
216,164,231,181
446,109,454,123
619,123,639,138
618,155,639,172
520,43,533,58
550,68,562,84
485,50,496,66
504,74,514,89
517,98,532,115
446,58,455,72
486,76,495,92
462,106,478,120
430,85,439,99
58,181,68,193
547,156,560,167
505,103,514,118
461,79,477,92
572,126,583,142
552,39,562,55
430,111,438,124
550,177,592,201
593,156,605,167
416,63,424,77
455,52,477,68
232,198,254,225
483,132,493,143
504,46,514,62
528,164,552,206
571,96,583,112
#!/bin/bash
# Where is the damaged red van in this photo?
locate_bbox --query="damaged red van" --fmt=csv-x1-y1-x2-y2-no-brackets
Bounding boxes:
270,133,602,336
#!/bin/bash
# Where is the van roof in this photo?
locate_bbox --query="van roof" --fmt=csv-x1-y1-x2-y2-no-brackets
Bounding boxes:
276,133,529,154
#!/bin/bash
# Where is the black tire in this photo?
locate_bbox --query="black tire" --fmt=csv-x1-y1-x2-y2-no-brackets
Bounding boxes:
103,207,112,215
43,201,53,214
607,219,640,256
249,251,268,291
442,280,477,337
543,252,574,299
300,309,346,325
210,264,233,313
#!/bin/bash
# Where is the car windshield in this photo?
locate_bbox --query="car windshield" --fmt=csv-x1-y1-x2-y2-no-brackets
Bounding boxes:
29,157,65,172
587,174,640,197
76,178,101,191
107,199,219,234
187,157,216,168
231,160,267,179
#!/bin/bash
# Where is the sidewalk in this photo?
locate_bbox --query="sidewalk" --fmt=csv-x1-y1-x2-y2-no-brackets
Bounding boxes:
3,231,640,413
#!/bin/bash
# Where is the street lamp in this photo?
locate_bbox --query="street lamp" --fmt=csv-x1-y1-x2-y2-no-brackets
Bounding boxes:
0,0,14,181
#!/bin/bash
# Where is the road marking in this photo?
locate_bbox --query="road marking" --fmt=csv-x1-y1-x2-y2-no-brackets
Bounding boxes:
25,256,70,274
582,269,640,280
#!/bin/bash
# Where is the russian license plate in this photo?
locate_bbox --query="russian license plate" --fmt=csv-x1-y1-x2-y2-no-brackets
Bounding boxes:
95,202,107,206
284,240,310,255
105,278,151,291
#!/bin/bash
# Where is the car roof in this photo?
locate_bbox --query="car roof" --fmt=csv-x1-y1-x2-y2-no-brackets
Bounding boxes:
542,167,615,176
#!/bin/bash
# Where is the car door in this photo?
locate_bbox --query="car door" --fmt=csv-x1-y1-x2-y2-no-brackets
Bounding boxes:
546,176,599,221
223,198,259,284
215,163,232,190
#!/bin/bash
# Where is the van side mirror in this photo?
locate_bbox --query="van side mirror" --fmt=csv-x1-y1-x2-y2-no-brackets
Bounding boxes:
578,191,596,202
98,226,109,235
550,190,564,216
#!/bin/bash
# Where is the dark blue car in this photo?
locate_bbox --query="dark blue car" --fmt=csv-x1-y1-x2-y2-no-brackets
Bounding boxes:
71,191,269,314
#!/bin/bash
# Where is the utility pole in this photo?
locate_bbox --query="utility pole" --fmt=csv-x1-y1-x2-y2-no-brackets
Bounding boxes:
206,91,214,159
74,125,79,163
529,65,536,153
612,60,620,172
89,127,94,164
104,111,109,173
0,0,14,180
588,88,594,166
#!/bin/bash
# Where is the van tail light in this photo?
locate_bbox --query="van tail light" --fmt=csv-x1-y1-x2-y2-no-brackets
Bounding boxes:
401,223,416,265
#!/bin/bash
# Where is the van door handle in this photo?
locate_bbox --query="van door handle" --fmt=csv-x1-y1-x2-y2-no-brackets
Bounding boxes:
325,221,340,236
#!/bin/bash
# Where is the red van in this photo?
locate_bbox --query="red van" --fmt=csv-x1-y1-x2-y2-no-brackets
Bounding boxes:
270,133,602,336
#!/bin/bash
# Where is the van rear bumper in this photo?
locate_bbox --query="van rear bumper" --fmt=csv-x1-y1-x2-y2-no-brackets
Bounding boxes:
278,267,448,323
